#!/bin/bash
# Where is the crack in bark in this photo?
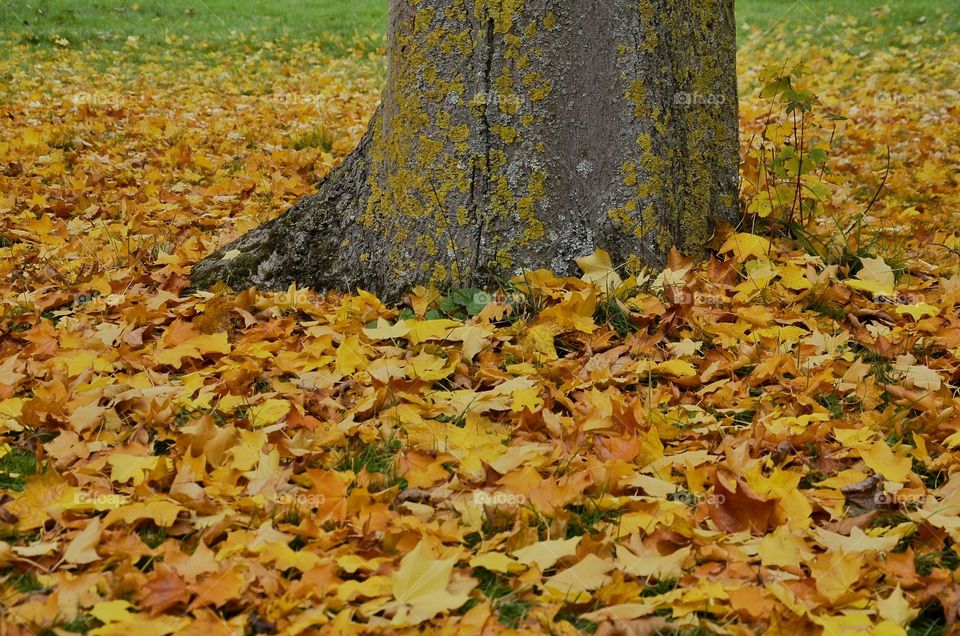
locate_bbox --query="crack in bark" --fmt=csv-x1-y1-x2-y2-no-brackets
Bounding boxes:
471,17,496,280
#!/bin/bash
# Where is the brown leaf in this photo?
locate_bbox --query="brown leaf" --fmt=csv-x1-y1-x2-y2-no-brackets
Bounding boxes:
142,565,191,615
709,471,777,534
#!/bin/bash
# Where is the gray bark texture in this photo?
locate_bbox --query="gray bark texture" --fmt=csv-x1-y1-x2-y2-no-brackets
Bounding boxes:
190,0,739,302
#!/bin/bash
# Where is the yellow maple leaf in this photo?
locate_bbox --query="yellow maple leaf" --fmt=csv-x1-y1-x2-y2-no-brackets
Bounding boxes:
653,359,697,378
520,322,561,360
895,302,939,320
511,536,581,570
386,540,475,625
63,517,102,564
582,603,657,623
813,526,899,554
248,398,291,428
615,544,690,579
0,397,25,433
576,249,623,292
759,525,814,567
860,441,913,483
368,358,406,383
447,324,493,362
335,334,369,375
90,600,135,624
944,430,960,449
408,285,441,317
3,471,75,531
719,232,771,261
537,288,597,333
735,258,777,299
103,499,183,527
405,319,463,344
154,332,231,369
108,454,160,485
363,318,411,340
845,257,896,297
469,552,525,573
542,554,613,600
811,551,864,604
510,386,543,413
408,352,459,381
877,585,917,626
778,263,813,291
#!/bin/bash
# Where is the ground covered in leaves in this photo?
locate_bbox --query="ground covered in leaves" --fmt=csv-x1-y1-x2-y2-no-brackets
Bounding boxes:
2,17,960,636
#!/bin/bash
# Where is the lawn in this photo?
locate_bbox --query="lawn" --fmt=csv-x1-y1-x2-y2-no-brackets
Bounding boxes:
1,0,956,55
738,0,957,46
0,0,389,55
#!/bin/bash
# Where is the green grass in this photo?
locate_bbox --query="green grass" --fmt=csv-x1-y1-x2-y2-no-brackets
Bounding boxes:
738,1,957,44
1,1,955,58
0,0,388,54
3,569,44,593
0,447,37,492
334,437,404,490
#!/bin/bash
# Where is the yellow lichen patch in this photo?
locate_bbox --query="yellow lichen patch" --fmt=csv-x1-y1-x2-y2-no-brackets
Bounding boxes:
524,71,552,101
514,170,547,244
449,124,471,143
414,8,437,34
475,0,525,35
491,125,518,144
527,170,545,200
625,254,646,276
626,79,647,117
523,218,545,243
430,262,448,286
416,235,439,257
543,10,556,31
607,206,642,238
436,111,452,130
494,248,514,269
637,0,659,52
636,133,665,198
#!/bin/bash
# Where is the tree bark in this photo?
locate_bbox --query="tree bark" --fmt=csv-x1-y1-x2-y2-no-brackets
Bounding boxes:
191,0,739,302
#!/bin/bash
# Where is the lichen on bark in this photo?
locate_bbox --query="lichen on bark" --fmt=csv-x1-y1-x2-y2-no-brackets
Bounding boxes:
190,0,739,302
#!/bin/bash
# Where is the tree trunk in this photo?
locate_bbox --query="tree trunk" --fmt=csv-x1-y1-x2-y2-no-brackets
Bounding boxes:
190,0,739,302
